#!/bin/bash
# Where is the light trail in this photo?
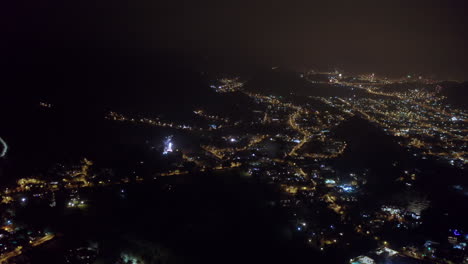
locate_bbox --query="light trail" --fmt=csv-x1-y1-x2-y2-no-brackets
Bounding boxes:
288,110,311,156
0,137,7,158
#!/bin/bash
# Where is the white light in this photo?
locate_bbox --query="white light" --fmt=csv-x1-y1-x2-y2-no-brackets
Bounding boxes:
163,136,174,155
340,185,354,192
0,137,7,158
21,198,26,202
325,179,336,184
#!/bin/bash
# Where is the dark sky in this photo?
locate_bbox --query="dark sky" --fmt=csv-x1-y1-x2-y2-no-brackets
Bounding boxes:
3,0,468,79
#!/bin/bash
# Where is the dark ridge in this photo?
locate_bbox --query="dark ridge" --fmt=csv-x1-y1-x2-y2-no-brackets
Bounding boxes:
243,69,310,96
379,82,436,93
331,116,410,197
243,69,369,97
332,116,409,170
438,81,468,110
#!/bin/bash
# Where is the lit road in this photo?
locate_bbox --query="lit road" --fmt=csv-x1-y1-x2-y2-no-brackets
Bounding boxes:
288,110,311,156
0,246,22,263
30,234,55,247
0,234,55,263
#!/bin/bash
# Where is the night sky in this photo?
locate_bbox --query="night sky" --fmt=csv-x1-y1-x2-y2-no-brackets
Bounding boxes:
3,0,468,79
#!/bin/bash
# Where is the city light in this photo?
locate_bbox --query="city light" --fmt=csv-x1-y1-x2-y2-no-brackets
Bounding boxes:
339,185,354,192
0,68,466,264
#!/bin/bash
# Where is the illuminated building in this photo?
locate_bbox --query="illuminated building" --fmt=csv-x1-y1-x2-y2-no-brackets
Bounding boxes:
349,255,375,264
163,136,174,155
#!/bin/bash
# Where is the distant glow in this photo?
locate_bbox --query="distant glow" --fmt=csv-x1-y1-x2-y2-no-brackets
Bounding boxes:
0,137,7,158
381,206,401,215
451,116,459,122
350,256,375,264
325,179,336,184
230,138,236,142
376,247,398,256
21,198,26,202
454,243,466,250
454,229,461,236
411,213,421,219
340,185,354,192
163,136,174,155
121,253,141,264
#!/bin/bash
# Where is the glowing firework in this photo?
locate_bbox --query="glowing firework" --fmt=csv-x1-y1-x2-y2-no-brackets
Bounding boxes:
0,137,7,158
163,136,174,155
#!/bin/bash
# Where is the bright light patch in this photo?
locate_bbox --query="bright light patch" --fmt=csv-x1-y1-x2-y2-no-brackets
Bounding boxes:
325,179,336,184
0,137,7,158
163,136,174,155
340,185,354,192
